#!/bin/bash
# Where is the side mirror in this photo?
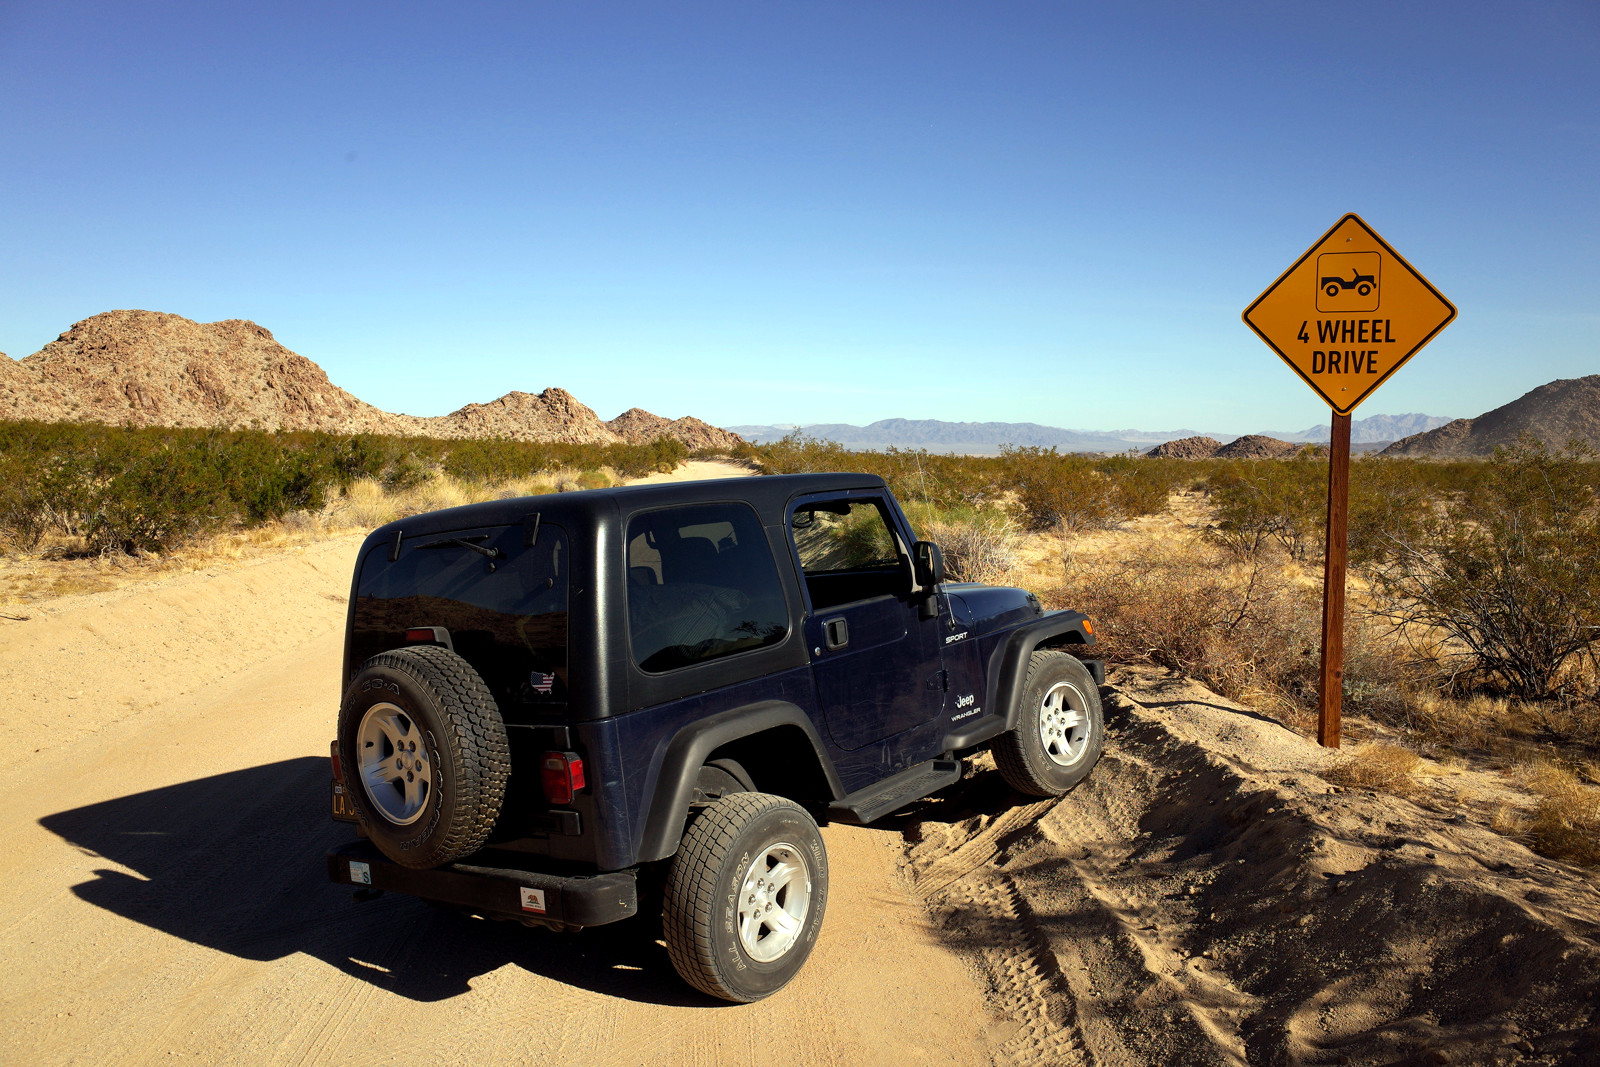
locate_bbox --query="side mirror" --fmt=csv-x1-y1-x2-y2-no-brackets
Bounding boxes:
913,541,945,588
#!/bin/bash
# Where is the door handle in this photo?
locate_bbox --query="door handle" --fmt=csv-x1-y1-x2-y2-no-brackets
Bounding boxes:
823,617,849,650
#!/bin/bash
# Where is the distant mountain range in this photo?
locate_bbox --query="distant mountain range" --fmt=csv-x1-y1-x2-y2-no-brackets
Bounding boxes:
1383,376,1600,458
728,413,1452,455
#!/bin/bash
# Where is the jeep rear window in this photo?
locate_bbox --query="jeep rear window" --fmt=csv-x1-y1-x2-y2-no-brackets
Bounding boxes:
351,523,568,707
626,504,788,673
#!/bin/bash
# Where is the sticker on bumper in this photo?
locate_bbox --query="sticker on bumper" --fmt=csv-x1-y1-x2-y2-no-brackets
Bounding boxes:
520,887,547,914
349,861,371,885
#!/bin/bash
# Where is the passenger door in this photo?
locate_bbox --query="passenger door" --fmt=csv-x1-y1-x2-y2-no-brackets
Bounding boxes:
789,494,946,751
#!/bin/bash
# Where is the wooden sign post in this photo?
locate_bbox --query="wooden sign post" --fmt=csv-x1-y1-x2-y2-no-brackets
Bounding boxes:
1318,412,1350,747
1242,214,1456,747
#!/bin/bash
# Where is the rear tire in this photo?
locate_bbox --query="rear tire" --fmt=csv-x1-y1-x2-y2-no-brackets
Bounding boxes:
337,645,509,869
993,651,1104,797
663,792,828,1002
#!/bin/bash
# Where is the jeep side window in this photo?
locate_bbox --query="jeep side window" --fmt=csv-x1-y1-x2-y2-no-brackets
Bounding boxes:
790,499,907,611
626,504,788,673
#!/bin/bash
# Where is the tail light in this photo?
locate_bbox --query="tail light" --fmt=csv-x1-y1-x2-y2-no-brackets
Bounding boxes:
406,626,450,645
329,739,345,784
541,751,586,805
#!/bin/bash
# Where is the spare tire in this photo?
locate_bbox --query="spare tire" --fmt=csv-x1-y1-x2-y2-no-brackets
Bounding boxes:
337,645,509,869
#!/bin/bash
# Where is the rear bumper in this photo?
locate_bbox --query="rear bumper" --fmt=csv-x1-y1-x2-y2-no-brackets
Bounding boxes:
327,840,638,929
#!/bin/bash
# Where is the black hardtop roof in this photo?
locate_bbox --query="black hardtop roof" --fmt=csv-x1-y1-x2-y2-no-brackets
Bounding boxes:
361,471,889,542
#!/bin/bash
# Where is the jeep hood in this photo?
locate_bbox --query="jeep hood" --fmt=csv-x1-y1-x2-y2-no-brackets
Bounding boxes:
943,582,1042,637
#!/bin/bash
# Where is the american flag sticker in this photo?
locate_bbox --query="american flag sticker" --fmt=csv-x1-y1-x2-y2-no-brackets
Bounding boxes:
530,671,556,695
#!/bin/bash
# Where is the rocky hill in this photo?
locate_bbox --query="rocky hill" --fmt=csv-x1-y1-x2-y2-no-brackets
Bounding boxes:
1382,375,1600,458
0,310,742,449
1214,434,1303,459
1144,435,1222,459
606,408,741,451
1144,434,1305,459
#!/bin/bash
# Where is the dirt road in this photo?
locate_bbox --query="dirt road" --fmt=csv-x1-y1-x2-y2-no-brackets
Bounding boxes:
0,535,996,1066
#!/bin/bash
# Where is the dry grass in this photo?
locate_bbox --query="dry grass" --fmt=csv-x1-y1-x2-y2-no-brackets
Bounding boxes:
1386,690,1504,755
1522,762,1600,866
1324,742,1422,797
1489,761,1600,867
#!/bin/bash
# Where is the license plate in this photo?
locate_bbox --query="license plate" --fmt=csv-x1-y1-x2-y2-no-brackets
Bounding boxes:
331,781,360,822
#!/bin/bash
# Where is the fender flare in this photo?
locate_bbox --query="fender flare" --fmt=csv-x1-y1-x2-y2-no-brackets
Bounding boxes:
636,700,844,864
985,611,1097,733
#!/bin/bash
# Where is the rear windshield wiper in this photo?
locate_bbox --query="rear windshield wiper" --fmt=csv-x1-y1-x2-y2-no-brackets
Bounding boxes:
417,535,504,561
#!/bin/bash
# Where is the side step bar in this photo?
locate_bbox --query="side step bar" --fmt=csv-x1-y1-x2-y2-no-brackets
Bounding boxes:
826,759,962,825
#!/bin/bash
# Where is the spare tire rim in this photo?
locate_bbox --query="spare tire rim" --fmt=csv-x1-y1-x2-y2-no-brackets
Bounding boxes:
356,702,433,826
737,842,811,963
1038,681,1090,768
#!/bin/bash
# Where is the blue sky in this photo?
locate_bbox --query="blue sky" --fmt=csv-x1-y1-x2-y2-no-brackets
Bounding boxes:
1,2,1595,433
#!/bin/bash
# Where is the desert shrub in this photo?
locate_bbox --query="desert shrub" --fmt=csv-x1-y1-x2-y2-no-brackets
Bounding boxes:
1093,454,1189,518
915,506,1021,584
88,438,235,553
1050,533,1412,722
0,451,56,549
1206,457,1324,559
1051,537,1320,712
607,437,689,478
750,433,855,477
1001,447,1174,531
751,435,1006,512
0,420,693,556
1206,455,1442,566
1346,458,1435,567
1363,440,1600,699
214,432,329,521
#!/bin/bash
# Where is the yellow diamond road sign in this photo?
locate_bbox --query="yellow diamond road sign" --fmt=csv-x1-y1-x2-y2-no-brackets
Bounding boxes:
1243,214,1456,415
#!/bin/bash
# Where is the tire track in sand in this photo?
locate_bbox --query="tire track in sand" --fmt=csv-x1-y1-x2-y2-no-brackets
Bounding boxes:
904,751,1251,1067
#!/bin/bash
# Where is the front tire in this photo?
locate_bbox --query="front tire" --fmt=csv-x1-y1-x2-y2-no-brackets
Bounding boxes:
993,651,1105,796
663,792,829,1002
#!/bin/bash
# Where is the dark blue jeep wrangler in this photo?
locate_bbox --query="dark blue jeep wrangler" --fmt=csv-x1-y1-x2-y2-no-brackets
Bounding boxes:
327,473,1102,1001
